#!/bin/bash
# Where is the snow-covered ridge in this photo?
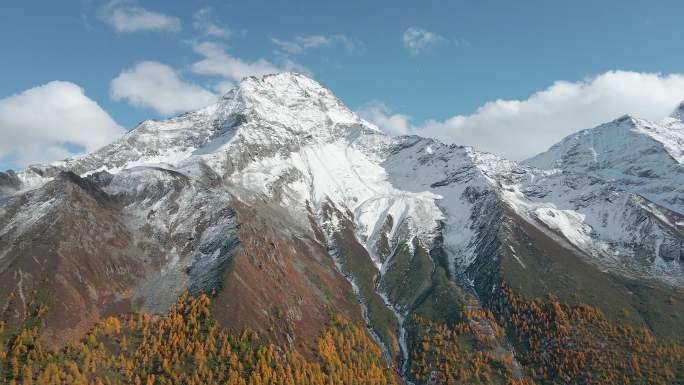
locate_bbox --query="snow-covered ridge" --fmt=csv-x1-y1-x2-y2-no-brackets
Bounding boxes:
526,112,684,215
5,73,684,289
14,73,377,187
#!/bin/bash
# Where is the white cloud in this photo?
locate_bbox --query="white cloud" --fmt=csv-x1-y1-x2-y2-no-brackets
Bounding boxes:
102,1,181,33
193,7,230,38
363,71,684,160
403,27,445,55
0,81,125,168
357,102,412,136
110,42,307,116
212,80,236,95
190,42,306,82
111,61,218,115
271,34,355,55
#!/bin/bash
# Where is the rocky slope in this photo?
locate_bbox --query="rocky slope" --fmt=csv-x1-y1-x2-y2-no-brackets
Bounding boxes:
1,73,683,382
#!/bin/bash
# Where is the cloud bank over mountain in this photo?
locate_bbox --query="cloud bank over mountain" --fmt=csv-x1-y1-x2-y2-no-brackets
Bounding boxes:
363,71,684,160
0,81,124,168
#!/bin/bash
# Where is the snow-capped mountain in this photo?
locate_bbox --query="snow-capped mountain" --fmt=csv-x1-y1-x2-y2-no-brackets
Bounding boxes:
526,110,684,214
1,73,683,377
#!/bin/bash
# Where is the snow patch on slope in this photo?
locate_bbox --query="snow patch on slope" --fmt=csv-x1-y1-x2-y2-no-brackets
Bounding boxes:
226,137,444,264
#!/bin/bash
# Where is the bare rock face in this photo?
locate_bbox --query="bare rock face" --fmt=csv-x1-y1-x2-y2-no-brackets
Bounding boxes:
1,74,683,372
212,201,363,353
0,170,21,197
0,172,138,347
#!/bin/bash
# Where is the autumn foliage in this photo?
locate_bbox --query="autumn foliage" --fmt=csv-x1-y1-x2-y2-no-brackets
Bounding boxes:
2,284,683,385
406,283,684,385
0,292,399,385
407,315,522,385
491,283,684,385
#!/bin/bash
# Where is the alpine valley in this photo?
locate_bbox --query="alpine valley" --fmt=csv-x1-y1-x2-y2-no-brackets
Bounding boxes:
1,73,683,385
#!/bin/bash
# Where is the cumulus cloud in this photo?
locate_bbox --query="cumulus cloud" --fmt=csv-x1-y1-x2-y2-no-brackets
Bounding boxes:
193,7,230,38
362,71,684,160
212,80,236,95
357,102,412,136
190,42,306,82
111,61,218,115
110,42,307,116
0,81,125,168
403,27,445,55
102,0,181,33
271,34,355,55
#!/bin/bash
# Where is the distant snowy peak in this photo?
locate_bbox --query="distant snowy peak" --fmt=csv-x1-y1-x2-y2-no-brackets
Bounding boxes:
526,115,648,168
526,113,684,214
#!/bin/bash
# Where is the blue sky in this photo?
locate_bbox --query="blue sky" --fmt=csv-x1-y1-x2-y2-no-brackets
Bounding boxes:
2,0,684,169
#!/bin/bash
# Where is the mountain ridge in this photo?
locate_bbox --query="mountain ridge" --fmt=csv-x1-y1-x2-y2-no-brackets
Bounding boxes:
526,108,684,214
1,72,683,384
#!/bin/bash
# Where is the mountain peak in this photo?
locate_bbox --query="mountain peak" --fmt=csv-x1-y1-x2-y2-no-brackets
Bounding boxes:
217,72,371,136
20,72,384,182
223,72,326,101
236,72,325,93
612,114,638,125
526,110,684,213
